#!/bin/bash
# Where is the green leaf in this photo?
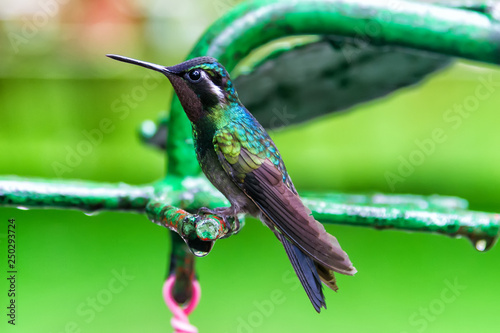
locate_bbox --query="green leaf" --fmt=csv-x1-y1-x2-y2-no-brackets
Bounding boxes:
234,36,451,129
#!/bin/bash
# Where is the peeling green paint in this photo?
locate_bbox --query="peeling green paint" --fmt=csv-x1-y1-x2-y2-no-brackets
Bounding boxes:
0,176,153,213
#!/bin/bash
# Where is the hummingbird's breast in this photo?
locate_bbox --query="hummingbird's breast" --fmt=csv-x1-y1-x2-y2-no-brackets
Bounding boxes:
193,125,258,215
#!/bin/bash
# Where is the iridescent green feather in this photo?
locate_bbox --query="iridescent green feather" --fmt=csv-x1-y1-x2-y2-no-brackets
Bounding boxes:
213,120,294,190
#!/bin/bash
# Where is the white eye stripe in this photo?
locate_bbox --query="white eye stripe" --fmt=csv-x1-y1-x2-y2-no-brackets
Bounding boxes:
202,71,225,101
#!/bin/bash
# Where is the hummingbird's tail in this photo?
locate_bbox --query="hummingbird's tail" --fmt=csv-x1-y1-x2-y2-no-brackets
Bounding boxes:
315,262,339,292
277,232,328,312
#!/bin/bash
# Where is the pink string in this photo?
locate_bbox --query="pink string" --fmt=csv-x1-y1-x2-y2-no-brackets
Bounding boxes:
163,275,201,333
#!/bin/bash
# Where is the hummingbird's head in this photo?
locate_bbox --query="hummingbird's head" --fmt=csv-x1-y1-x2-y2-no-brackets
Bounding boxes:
107,54,239,123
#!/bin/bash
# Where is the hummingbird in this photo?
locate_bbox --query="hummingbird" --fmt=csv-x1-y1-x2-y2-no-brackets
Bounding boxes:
107,54,356,312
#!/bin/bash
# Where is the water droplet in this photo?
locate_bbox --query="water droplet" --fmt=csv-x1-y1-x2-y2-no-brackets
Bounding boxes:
17,206,29,211
140,120,157,139
475,239,487,252
191,249,210,257
186,238,214,257
468,236,497,252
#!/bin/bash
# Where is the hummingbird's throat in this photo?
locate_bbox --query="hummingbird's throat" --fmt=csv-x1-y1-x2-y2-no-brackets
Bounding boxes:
167,74,205,123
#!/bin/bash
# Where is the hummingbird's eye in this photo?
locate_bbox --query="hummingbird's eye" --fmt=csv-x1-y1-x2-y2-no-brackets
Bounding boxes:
187,69,202,82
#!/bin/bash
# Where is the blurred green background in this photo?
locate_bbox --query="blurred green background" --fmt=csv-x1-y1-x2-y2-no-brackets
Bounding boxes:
1,0,500,332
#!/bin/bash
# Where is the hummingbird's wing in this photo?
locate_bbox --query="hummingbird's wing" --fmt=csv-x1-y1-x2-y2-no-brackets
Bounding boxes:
213,124,356,276
275,230,326,311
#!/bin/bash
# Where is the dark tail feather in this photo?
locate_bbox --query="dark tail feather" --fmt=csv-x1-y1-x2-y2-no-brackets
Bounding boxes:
315,263,339,292
277,233,326,312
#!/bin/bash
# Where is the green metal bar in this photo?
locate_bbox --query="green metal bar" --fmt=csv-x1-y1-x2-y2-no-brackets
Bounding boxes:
167,0,500,176
303,198,500,252
151,175,500,253
174,180,500,252
168,232,196,304
0,176,154,213
149,177,230,305
146,199,236,243
155,175,229,210
2,174,496,251
146,198,241,302
301,192,469,211
0,175,229,305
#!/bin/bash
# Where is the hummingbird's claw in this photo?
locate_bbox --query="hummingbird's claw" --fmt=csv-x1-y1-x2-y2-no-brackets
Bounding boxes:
196,206,218,215
231,215,241,234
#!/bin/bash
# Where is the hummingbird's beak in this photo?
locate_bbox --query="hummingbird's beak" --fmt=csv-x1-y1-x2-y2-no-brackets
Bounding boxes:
106,54,173,75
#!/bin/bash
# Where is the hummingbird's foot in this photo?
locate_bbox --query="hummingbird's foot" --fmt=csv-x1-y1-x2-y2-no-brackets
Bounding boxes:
232,215,241,232
197,206,226,216
221,214,240,236
197,207,239,235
